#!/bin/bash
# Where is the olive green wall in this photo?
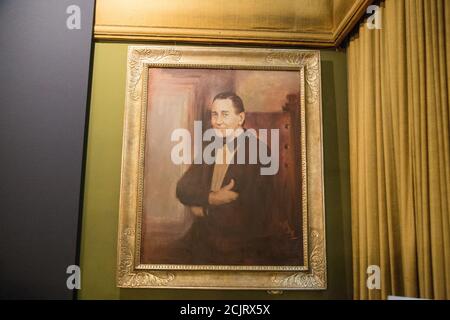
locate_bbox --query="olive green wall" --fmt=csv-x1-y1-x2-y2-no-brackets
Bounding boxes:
78,42,352,300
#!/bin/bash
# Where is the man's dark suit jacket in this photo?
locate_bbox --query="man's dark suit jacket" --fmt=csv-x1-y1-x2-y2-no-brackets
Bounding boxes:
175,135,277,265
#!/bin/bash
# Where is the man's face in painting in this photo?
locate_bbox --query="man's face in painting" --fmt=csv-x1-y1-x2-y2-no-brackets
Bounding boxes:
210,98,245,137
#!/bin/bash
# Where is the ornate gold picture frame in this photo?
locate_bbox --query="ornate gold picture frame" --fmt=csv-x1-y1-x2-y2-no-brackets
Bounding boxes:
117,45,326,290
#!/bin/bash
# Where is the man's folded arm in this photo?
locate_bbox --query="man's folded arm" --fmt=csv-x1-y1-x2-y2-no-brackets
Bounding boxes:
176,164,210,207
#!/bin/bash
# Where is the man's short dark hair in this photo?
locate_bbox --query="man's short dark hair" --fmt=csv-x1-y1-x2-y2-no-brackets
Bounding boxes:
213,92,245,114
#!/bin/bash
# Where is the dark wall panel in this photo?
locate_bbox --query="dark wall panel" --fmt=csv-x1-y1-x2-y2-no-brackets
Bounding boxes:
0,0,94,299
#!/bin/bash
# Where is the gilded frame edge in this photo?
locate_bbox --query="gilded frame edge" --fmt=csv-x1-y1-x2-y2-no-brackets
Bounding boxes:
117,45,327,290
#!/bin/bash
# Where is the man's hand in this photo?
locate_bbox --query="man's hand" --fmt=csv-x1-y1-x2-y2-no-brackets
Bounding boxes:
190,206,205,217
208,179,239,206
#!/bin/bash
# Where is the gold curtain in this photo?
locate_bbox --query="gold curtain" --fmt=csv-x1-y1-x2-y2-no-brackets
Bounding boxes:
348,0,450,300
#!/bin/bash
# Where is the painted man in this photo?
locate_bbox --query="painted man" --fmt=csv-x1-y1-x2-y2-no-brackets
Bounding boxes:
175,92,278,265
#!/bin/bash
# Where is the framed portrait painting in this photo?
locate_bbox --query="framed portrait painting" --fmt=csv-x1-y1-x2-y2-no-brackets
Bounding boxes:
117,45,326,290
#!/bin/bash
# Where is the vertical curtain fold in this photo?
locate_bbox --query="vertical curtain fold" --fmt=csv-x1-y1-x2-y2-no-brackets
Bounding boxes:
348,0,450,299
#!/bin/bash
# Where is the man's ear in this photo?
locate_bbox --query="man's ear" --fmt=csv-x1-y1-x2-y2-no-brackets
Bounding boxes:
239,112,245,126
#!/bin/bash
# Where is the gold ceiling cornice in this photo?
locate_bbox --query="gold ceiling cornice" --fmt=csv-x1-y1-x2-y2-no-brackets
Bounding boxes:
94,0,373,48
